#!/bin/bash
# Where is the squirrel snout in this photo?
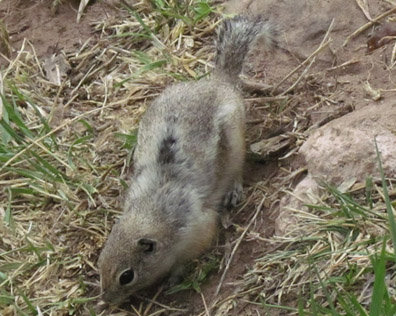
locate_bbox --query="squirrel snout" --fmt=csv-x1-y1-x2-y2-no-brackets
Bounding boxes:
101,289,121,305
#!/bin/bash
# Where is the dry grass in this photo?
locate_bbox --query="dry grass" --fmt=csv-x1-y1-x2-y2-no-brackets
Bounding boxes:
238,180,396,313
0,1,220,315
1,1,396,316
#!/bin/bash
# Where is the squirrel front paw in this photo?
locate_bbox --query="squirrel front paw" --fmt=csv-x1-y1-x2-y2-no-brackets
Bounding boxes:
223,180,244,210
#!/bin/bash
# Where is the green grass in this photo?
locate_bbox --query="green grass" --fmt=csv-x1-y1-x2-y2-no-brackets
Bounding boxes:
0,1,218,315
243,149,396,316
0,81,123,314
149,0,214,26
0,85,93,206
2,1,395,315
165,254,220,295
282,143,396,316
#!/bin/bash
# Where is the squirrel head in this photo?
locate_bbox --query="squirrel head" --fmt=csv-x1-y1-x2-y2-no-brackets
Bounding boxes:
97,182,199,304
97,210,178,304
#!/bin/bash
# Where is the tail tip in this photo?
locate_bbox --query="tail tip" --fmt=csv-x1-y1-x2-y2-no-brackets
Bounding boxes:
214,14,278,82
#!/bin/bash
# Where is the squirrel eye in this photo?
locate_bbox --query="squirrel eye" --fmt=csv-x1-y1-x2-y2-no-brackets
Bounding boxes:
119,269,134,286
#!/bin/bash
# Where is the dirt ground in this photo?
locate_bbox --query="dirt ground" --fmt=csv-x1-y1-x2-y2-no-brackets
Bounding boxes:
1,0,396,315
0,0,107,60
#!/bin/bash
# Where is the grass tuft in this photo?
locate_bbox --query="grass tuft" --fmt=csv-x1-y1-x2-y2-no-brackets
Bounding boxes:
0,1,220,315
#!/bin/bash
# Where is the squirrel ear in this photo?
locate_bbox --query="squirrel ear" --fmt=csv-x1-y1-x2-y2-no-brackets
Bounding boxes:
138,238,157,254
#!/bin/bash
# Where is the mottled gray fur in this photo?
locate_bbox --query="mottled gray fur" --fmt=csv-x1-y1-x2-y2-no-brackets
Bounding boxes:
98,15,276,304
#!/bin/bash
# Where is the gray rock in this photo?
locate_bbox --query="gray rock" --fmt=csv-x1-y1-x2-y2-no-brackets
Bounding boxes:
276,101,396,235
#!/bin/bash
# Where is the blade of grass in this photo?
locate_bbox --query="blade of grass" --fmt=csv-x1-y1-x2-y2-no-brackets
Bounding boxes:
298,296,305,316
309,281,319,316
193,1,213,23
346,292,369,316
365,177,374,209
374,137,396,259
314,269,338,315
18,287,37,315
25,237,43,262
369,238,387,316
0,118,27,144
1,93,34,139
115,59,168,87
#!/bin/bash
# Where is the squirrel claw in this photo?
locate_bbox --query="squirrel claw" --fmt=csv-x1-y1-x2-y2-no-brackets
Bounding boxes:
223,181,244,210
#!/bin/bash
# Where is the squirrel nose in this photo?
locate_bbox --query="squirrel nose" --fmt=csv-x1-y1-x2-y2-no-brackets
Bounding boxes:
101,289,123,305
101,293,112,304
97,298,110,312
100,288,110,301
101,289,110,301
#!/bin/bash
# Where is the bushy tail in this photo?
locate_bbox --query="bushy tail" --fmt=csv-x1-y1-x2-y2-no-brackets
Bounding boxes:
214,15,277,83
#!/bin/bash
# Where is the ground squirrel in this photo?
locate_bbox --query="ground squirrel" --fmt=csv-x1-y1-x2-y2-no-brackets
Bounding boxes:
98,15,276,304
